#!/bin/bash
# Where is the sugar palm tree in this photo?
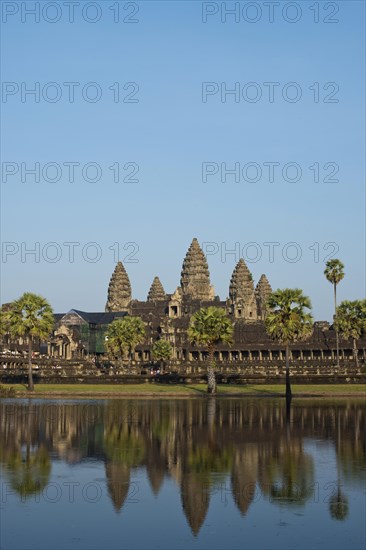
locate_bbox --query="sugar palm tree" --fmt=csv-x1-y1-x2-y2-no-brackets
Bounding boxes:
334,300,366,369
105,316,145,368
265,289,313,402
105,319,127,367
152,339,172,372
4,293,54,391
188,307,233,395
324,259,345,367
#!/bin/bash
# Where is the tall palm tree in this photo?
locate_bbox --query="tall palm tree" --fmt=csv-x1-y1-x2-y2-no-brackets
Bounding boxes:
188,307,233,394
4,293,54,391
324,259,345,367
105,316,145,368
265,289,313,402
334,300,366,369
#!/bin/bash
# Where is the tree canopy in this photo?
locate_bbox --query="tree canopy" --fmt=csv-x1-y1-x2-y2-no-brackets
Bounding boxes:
105,316,145,365
188,307,233,349
324,259,345,286
265,288,313,345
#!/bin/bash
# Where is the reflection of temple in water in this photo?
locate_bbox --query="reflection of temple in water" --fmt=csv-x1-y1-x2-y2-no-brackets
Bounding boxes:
105,463,130,512
0,399,364,535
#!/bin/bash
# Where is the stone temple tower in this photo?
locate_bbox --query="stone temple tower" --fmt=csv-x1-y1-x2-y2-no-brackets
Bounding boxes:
180,238,215,301
105,262,132,312
147,277,166,302
228,259,257,319
255,274,272,320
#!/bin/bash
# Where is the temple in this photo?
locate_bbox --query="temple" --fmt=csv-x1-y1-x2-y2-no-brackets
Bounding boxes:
41,237,366,370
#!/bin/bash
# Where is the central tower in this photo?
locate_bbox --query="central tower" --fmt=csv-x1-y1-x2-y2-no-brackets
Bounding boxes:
180,238,215,301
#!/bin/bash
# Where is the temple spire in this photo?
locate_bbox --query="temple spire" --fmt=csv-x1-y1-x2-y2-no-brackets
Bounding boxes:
105,262,132,312
255,274,272,320
147,277,166,302
180,238,214,300
229,258,257,319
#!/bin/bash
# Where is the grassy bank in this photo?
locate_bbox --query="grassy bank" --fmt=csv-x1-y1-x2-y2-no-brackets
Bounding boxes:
1,383,365,398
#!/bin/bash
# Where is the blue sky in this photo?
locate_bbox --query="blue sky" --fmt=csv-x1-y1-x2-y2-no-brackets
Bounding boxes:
1,0,365,319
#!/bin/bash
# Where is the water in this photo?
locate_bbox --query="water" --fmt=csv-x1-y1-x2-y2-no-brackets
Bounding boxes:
0,398,365,550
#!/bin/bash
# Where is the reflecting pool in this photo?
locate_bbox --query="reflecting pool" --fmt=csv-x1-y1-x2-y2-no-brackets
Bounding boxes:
0,398,365,549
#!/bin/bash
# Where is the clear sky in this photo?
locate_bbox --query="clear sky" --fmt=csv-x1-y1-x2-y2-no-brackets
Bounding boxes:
1,0,365,320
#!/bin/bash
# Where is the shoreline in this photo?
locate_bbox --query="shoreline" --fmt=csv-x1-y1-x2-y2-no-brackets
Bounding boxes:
1,383,365,399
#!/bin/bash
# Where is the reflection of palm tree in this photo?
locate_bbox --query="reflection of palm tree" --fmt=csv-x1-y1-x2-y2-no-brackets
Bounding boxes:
5,399,51,499
329,411,349,521
103,418,145,511
259,446,314,507
6,445,51,499
337,440,366,484
104,429,145,467
188,399,233,476
188,446,233,474
329,486,349,521
103,421,145,512
180,398,234,536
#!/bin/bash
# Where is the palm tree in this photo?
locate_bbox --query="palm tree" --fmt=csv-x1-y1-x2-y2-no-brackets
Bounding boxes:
265,289,313,402
188,307,233,395
105,316,145,368
334,300,366,369
152,339,172,372
324,259,345,367
105,319,128,367
4,293,54,391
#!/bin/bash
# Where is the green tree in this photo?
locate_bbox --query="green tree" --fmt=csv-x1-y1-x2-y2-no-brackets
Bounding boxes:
265,289,313,402
152,339,172,372
105,319,127,366
324,259,345,367
105,316,145,368
334,300,366,369
4,293,54,391
0,306,8,337
188,307,233,395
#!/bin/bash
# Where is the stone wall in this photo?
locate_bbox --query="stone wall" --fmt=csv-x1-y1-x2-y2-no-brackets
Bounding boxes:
1,356,365,385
